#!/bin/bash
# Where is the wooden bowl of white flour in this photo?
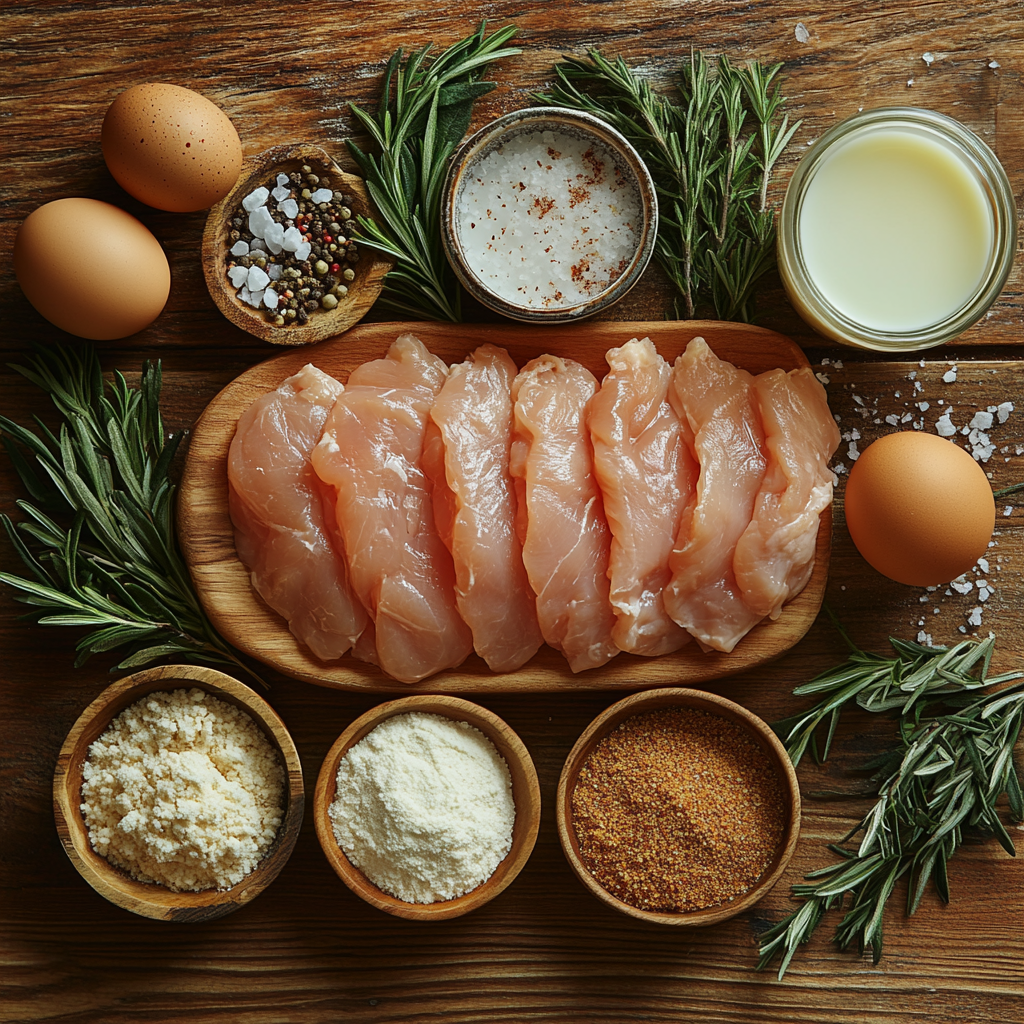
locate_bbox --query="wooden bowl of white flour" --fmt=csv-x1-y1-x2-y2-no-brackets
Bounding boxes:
314,694,541,920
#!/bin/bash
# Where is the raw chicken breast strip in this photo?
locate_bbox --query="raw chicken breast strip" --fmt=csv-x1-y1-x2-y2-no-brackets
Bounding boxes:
228,364,368,660
665,337,767,653
734,367,840,619
510,355,618,673
311,334,473,684
423,344,544,672
588,337,695,656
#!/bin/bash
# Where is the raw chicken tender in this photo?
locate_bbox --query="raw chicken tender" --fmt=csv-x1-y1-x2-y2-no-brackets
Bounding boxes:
734,367,840,618
228,364,368,660
424,344,543,672
311,334,473,683
589,338,695,656
510,355,618,673
665,337,767,653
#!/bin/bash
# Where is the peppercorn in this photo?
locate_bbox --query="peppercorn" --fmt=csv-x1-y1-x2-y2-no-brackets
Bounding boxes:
342,267,355,282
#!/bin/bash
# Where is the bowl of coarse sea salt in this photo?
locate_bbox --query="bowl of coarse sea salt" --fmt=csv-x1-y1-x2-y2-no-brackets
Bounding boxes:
442,108,658,323
314,694,541,920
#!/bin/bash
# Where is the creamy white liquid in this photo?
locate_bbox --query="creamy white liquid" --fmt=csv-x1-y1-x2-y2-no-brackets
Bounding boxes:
799,128,993,331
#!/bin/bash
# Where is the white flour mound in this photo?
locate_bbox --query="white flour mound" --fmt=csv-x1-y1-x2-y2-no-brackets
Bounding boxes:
329,712,515,903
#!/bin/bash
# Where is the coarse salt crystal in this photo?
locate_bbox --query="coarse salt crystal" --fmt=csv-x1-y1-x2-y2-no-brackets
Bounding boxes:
967,607,983,627
1005,507,1014,516
278,198,299,219
294,240,311,262
242,187,270,212
942,365,957,383
795,22,810,42
922,52,935,64
247,265,270,291
935,411,956,437
230,240,249,257
272,186,290,202
989,60,1001,69
245,288,264,308
264,222,285,255
228,265,248,288
248,206,275,239
310,188,333,204
970,410,994,430
282,226,303,252
268,263,283,281
263,289,279,310
996,401,1014,423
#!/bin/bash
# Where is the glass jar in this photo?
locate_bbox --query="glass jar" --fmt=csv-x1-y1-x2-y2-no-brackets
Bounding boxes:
778,107,1016,352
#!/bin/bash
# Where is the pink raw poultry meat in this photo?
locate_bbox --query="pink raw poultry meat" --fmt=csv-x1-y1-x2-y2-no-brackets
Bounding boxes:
588,337,695,656
310,334,472,683
228,364,368,660
665,338,767,653
510,355,618,673
734,367,840,619
423,344,543,672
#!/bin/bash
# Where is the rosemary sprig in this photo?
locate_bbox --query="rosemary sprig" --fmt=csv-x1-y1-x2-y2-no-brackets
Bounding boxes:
539,50,801,322
759,631,1024,978
0,343,262,684
347,22,521,322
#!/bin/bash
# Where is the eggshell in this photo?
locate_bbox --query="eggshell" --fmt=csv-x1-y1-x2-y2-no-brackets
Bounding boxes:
14,198,171,340
102,83,243,212
844,430,995,587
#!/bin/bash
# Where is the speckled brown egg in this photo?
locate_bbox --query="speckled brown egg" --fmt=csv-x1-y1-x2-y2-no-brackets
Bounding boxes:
844,430,995,587
14,198,171,340
102,83,242,212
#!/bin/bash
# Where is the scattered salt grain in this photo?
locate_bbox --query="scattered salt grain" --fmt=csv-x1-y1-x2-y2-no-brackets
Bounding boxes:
885,414,900,426
277,173,290,187
230,240,249,257
922,52,935,64
310,188,333,204
248,205,275,239
228,265,248,288
282,225,303,252
242,187,270,212
272,185,290,202
996,401,1014,423
942,365,957,383
917,631,933,645
278,198,299,219
294,240,311,261
989,60,1000,69
268,263,283,281
950,577,973,595
917,401,930,411
935,411,956,437
795,22,810,42
967,607,983,627
245,288,264,308
263,289,279,310
1005,507,1014,517
246,265,270,291
970,410,994,430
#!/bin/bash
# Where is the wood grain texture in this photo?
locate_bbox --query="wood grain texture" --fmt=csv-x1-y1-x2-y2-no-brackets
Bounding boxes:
53,665,305,923
2,2,1023,1022
178,320,830,693
313,694,541,921
555,688,801,928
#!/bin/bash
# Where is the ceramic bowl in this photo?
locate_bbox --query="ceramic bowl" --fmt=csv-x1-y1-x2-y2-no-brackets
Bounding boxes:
53,664,304,922
202,142,392,346
314,694,541,920
441,107,658,323
557,687,801,927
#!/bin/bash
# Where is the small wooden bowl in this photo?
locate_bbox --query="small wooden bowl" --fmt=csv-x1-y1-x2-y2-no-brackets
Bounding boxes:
557,688,801,927
314,695,540,920
53,664,304,922
202,142,393,346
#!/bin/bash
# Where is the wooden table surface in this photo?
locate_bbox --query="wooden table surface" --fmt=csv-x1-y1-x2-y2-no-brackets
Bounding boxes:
2,2,1022,1022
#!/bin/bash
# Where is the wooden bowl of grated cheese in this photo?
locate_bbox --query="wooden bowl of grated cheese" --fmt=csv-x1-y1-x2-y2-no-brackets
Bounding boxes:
314,694,541,920
53,664,304,922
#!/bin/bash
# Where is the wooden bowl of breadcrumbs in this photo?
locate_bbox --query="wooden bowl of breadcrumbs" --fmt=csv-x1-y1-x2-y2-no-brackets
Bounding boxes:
53,664,304,922
557,688,800,927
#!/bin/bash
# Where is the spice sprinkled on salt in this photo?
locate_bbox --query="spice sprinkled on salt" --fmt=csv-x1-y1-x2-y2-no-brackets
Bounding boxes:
456,129,640,309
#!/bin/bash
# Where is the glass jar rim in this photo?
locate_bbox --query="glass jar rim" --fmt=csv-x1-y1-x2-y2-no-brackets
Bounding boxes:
778,106,1017,352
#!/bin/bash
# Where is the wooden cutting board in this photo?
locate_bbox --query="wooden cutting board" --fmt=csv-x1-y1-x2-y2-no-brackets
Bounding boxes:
177,320,831,693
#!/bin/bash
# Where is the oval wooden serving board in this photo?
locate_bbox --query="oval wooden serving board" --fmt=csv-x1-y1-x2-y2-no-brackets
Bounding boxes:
178,320,831,694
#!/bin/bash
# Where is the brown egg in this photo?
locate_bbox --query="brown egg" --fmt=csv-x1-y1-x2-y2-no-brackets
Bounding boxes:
102,83,243,212
14,198,171,340
844,430,995,587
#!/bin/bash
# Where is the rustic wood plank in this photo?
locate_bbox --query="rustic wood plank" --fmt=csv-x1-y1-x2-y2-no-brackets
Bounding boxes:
1,2,1023,1023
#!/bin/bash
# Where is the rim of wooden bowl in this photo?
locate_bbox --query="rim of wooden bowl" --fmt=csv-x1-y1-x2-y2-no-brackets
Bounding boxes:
53,664,304,922
313,694,541,921
556,687,801,927
201,142,393,346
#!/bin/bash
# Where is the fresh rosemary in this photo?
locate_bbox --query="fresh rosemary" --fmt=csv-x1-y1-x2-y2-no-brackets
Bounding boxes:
347,22,521,322
539,50,801,322
759,628,1024,978
0,344,260,683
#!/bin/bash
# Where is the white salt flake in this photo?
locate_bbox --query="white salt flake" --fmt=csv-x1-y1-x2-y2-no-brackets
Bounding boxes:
230,240,249,257
795,22,810,42
272,186,290,202
950,576,973,594
278,198,299,219
970,410,994,430
263,289,279,310
935,411,956,437
917,401,930,412
245,288,264,308
242,187,270,212
816,372,830,385
847,441,860,462
967,607,983,627
833,462,847,475
248,206,275,239
268,263,283,281
922,52,935,64
907,78,915,87
228,265,248,288
942,365,957,383
264,222,285,255
277,173,290,187
917,631,933,646
310,188,333,204
997,401,1014,423
246,265,270,291
885,414,900,426
989,59,1001,69
901,412,914,423
282,226,303,252
977,557,990,573
294,240,311,262
1005,507,1014,516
